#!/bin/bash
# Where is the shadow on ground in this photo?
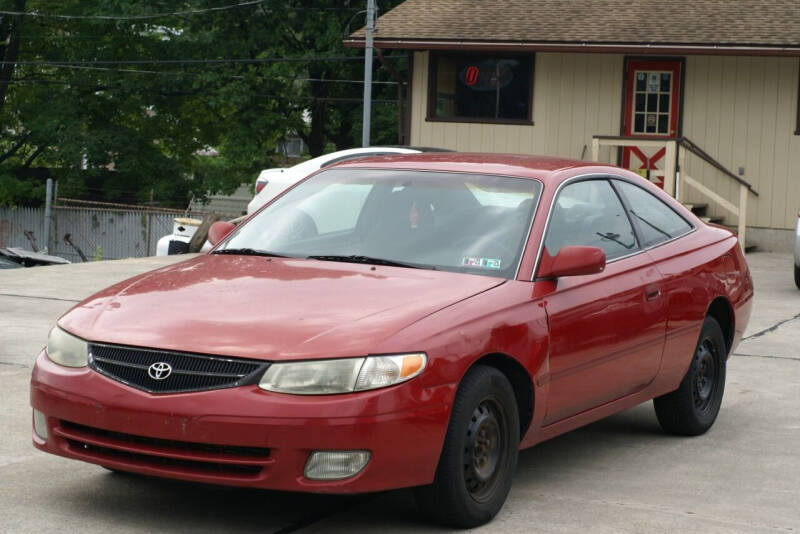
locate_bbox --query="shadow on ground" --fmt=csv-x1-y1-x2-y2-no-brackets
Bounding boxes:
33,406,660,533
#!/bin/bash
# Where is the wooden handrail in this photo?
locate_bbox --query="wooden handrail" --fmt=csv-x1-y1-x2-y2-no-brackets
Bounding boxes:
591,134,759,197
591,134,753,251
593,135,678,142
677,137,758,197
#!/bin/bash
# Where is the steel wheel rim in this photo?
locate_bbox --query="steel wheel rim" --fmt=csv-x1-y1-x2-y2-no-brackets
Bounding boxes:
463,397,508,503
693,338,718,413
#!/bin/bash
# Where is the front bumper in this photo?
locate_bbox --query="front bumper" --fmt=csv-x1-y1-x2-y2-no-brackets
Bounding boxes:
30,351,453,493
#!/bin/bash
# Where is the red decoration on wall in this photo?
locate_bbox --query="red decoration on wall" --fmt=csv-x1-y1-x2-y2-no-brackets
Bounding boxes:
464,66,480,86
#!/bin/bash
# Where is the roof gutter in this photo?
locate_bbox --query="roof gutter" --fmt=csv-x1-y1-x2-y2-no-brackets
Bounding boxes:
343,38,800,57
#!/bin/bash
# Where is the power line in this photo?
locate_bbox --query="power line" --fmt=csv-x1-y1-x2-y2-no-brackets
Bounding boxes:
4,79,400,104
0,2,361,20
1,55,405,66
0,1,264,21
9,59,405,85
11,64,402,84
16,63,233,75
10,76,400,86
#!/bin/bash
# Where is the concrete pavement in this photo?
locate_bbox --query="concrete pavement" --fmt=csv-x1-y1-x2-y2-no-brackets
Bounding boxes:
1,252,798,532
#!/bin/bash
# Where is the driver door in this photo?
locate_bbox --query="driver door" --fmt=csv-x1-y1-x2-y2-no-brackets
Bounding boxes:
540,178,667,424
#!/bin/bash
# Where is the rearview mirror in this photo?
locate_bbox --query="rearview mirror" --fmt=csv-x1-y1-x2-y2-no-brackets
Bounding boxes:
538,246,606,279
207,221,236,246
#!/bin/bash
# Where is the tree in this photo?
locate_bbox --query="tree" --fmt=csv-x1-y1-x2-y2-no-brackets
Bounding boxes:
0,0,405,208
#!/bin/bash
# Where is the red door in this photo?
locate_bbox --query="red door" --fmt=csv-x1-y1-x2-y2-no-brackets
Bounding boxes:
622,59,682,189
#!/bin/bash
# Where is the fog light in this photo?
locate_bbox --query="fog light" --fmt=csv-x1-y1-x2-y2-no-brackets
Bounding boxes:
33,409,48,441
304,450,371,480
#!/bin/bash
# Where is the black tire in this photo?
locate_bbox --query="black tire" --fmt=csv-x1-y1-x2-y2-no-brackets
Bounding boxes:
414,365,519,528
794,264,800,290
654,316,727,436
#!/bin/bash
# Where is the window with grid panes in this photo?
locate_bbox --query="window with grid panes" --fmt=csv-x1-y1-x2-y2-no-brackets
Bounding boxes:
632,71,672,135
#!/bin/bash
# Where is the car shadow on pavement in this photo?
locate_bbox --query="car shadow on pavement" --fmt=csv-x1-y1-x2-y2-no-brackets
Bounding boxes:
51,469,369,533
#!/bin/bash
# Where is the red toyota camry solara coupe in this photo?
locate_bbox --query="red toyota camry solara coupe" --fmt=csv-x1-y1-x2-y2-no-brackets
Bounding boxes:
31,154,752,527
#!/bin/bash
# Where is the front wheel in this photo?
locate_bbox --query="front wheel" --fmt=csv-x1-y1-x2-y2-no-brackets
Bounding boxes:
414,365,519,528
654,316,727,436
794,264,800,290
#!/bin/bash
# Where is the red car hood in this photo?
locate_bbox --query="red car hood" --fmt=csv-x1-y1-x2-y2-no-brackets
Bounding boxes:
59,255,504,361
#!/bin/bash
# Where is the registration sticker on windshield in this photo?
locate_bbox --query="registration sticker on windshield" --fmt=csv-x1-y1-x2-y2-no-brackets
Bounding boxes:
462,257,502,269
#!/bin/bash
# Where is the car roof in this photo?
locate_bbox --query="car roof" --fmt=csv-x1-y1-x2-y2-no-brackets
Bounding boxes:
329,152,609,182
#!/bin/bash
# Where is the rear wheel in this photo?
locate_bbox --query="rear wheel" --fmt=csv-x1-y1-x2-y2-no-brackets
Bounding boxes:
414,365,519,528
654,316,726,436
794,264,800,290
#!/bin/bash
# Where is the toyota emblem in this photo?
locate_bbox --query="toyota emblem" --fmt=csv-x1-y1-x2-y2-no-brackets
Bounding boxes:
148,362,172,380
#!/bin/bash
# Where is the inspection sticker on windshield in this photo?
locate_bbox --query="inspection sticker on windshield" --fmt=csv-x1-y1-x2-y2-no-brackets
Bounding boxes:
462,257,502,269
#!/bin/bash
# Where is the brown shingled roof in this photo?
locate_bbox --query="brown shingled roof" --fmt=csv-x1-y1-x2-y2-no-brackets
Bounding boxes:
346,0,800,54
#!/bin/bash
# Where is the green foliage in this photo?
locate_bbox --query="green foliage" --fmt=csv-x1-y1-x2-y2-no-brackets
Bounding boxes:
0,172,45,205
0,0,406,208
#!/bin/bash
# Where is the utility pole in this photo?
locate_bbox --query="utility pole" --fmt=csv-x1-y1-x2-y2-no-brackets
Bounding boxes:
361,0,376,147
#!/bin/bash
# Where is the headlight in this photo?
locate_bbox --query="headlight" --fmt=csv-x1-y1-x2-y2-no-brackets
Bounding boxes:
259,353,427,395
46,326,88,367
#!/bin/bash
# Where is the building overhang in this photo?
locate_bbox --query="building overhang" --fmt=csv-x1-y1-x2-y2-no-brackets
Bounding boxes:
343,38,800,57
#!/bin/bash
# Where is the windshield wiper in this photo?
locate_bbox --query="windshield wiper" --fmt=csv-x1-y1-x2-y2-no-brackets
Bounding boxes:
630,210,672,239
306,254,430,270
596,232,636,250
212,248,288,257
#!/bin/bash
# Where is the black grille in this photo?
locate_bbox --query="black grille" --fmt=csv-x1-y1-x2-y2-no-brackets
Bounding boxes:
88,343,269,394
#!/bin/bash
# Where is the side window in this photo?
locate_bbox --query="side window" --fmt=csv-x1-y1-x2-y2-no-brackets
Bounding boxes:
545,180,638,261
614,180,693,247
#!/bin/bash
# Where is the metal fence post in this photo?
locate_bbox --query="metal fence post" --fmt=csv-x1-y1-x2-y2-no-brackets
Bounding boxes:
145,212,152,256
44,178,53,253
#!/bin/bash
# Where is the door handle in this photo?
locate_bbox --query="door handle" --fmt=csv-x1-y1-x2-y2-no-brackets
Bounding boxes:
646,288,662,301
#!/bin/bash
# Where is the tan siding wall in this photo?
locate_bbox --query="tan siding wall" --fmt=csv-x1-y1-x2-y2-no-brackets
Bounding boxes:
682,56,800,230
410,51,623,163
410,51,800,230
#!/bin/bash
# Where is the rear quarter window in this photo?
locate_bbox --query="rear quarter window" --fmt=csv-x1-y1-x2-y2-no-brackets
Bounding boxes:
614,180,693,247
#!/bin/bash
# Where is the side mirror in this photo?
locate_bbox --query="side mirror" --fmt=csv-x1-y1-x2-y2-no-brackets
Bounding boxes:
538,245,606,279
207,221,236,246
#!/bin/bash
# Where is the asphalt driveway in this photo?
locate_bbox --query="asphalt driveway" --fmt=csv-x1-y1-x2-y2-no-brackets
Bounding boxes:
1,252,798,533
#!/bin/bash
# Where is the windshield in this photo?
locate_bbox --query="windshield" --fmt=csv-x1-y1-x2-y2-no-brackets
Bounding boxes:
219,169,542,278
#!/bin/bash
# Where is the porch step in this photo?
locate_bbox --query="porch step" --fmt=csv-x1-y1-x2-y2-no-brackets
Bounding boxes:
684,203,725,226
682,203,709,217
